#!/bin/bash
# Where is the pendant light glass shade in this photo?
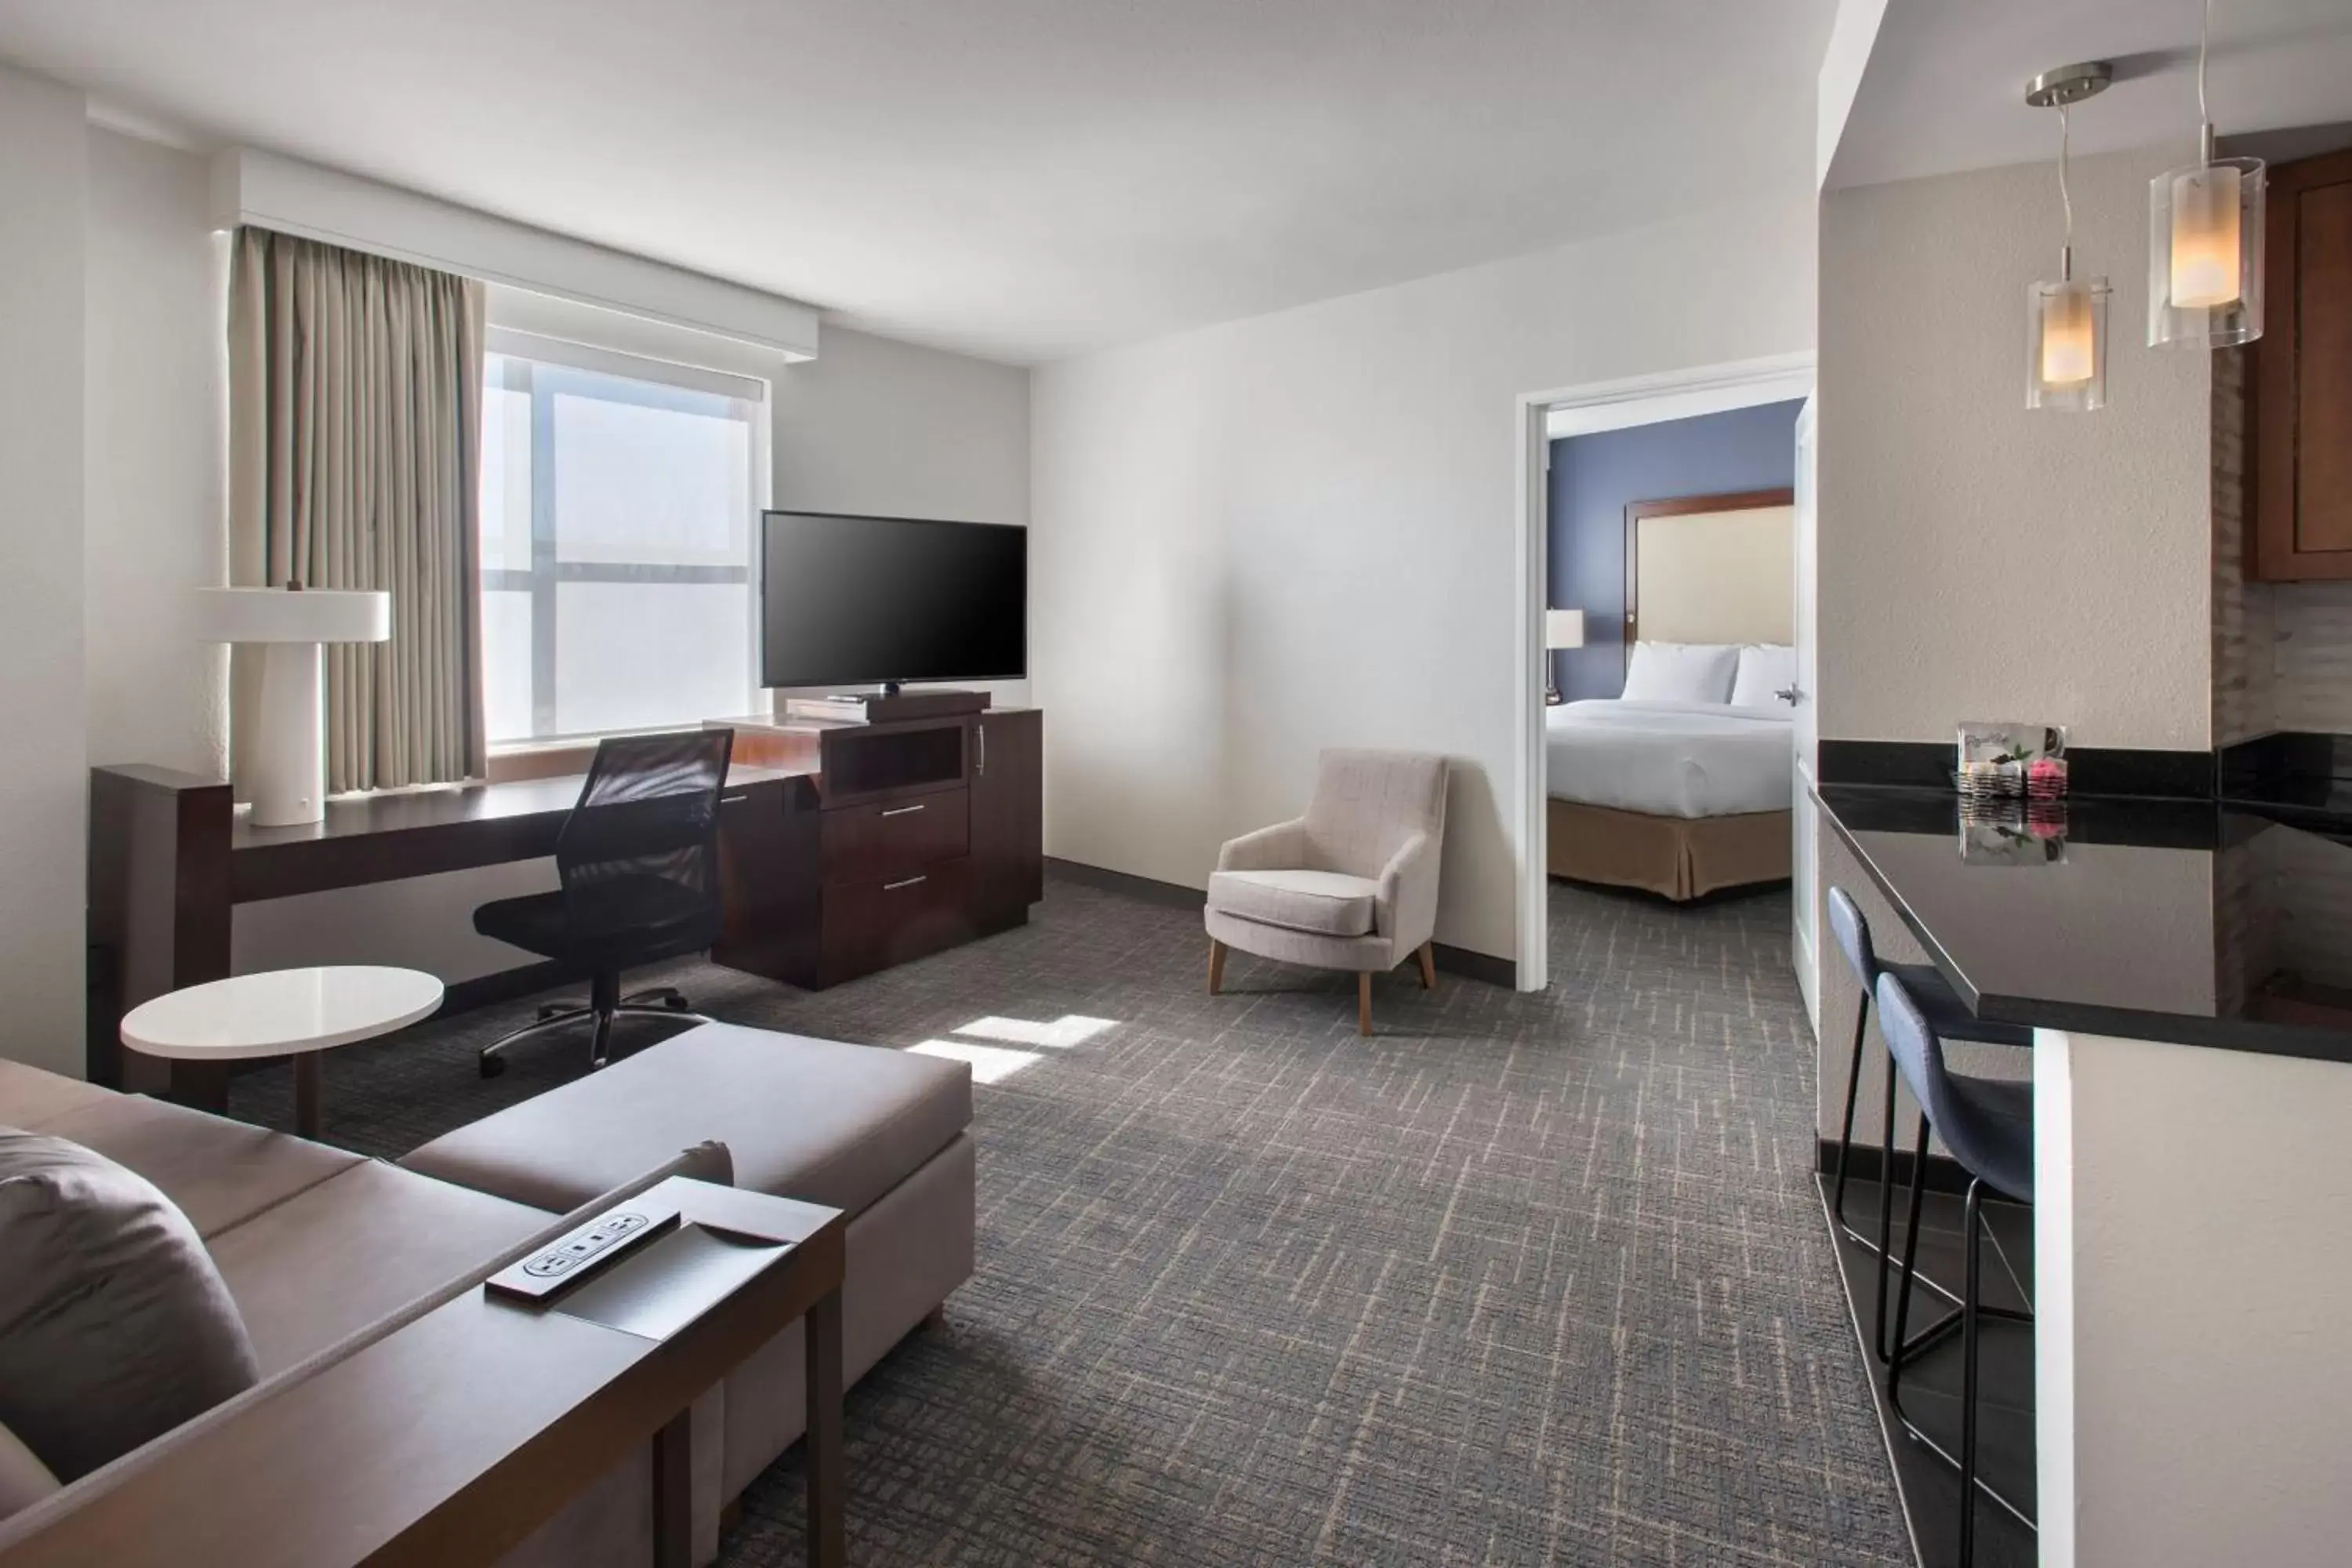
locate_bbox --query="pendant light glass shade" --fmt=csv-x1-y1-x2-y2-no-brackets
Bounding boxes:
2027,274,2109,412
2147,152,2264,346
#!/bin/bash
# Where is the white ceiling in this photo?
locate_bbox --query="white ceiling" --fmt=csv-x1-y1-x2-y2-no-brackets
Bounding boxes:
1828,0,2352,191
0,0,1836,364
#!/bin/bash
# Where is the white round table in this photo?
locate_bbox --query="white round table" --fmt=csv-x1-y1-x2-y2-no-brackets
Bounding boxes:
121,966,444,1139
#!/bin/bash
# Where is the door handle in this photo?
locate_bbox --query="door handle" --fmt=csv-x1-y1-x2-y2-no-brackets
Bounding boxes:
883,876,927,891
976,724,987,777
1775,686,1803,706
720,792,750,804
880,803,927,818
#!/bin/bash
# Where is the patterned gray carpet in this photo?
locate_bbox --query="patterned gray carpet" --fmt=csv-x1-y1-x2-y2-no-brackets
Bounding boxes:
229,870,1909,1566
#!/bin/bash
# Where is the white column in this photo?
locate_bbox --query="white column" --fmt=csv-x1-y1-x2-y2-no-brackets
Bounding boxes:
248,640,325,826
2036,1028,2352,1567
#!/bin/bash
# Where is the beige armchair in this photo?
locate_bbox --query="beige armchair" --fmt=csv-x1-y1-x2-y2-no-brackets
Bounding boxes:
1203,749,1449,1034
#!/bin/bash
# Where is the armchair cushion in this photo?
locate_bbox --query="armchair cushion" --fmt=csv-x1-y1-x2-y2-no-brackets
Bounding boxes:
1206,869,1379,938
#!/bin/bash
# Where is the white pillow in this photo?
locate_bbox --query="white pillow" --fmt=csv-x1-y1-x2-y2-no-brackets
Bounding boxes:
1730,644,1797,710
1621,641,1740,704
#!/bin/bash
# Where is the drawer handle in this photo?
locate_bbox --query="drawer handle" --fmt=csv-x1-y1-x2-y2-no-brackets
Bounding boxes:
880,804,927,818
721,792,750,804
883,875,927,891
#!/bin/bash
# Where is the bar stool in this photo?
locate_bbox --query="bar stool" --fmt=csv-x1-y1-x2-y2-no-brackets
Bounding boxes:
1824,887,2030,1358
1878,970,2035,1568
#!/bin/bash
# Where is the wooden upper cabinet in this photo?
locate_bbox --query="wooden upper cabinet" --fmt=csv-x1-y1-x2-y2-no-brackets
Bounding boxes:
2252,148,2352,579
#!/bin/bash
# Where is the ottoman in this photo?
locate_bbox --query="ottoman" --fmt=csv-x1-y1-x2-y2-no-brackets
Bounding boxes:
401,1022,975,1557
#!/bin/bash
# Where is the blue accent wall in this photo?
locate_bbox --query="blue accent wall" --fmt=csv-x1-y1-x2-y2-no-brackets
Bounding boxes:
1547,399,1804,702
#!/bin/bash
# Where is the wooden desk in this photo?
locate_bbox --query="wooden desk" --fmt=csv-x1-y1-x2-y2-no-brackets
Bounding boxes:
89,710,1044,1103
0,1178,845,1568
85,762,799,1104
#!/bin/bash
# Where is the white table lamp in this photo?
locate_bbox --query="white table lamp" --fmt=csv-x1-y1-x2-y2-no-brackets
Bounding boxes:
196,586,392,826
1544,608,1585,705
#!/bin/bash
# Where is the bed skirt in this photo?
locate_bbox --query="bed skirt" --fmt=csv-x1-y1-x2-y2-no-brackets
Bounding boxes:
1547,798,1791,902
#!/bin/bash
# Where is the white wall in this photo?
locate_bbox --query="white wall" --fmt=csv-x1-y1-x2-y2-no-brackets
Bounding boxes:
0,61,89,1076
2038,1029,2352,1567
1817,147,2213,750
774,324,1029,527
1029,194,1818,962
771,321,1033,710
85,126,228,775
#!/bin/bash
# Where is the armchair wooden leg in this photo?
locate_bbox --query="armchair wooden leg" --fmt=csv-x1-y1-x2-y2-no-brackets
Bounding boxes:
1207,938,1227,996
1415,941,1436,991
1358,971,1373,1036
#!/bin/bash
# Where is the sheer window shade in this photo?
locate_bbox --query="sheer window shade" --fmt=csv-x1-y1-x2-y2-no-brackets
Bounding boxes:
227,227,488,794
478,328,766,744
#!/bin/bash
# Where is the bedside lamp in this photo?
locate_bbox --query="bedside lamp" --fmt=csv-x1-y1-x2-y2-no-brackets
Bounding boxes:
196,585,392,826
1544,609,1585,706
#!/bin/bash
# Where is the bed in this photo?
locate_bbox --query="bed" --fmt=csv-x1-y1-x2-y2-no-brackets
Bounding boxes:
1546,697,1793,899
1546,487,1796,901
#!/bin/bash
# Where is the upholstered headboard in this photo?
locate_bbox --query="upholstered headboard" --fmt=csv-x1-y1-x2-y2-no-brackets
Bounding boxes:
1623,489,1795,659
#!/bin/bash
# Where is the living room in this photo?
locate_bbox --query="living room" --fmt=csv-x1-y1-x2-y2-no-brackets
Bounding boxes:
8,2,2352,1566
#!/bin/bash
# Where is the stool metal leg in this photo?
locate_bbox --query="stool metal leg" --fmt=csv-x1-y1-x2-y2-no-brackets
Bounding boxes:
1830,993,1871,1234
1884,1130,2036,1542
1960,1178,1984,1567
1883,1109,1930,1364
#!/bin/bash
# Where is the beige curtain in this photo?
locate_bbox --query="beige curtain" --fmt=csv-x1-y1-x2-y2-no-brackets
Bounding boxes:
227,227,487,794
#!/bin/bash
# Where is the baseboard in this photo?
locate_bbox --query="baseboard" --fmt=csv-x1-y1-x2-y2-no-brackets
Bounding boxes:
1044,856,1517,988
437,959,575,1018
1432,942,1515,988
1814,1136,1979,1198
1044,856,1203,909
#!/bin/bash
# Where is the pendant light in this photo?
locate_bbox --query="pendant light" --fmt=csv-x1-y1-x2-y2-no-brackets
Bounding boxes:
2148,0,2264,347
2025,64,2111,412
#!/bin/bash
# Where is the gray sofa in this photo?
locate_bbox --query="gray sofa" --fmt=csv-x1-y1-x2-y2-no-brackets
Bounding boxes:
0,1020,975,1566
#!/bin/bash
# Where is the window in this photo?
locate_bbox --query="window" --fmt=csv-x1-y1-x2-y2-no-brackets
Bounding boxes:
480,329,768,744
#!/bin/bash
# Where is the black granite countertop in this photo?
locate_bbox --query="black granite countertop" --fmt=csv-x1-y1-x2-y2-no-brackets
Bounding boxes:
1815,784,2352,1063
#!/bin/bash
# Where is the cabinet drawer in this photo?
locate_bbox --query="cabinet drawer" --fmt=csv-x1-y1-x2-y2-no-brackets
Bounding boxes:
819,858,975,982
819,790,969,886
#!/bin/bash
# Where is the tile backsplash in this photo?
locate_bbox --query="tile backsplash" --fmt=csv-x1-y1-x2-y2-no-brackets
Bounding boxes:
2212,343,2352,743
2274,583,2352,734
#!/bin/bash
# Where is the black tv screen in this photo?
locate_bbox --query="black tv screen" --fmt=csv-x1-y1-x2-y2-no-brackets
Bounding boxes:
760,510,1026,688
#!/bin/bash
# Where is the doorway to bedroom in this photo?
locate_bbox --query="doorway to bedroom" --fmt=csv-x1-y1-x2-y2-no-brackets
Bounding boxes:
1512,354,1815,993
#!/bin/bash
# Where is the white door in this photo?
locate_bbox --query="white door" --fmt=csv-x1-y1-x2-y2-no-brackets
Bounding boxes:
1790,394,1820,1030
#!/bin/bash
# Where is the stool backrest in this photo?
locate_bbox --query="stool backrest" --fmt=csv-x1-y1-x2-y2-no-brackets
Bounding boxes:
1827,886,1877,986
1876,971,2033,1203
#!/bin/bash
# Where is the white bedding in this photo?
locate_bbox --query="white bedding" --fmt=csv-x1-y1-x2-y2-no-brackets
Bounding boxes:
1545,699,1794,819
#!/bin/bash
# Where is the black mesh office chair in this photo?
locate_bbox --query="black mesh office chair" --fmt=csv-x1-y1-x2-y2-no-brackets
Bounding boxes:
474,729,735,1076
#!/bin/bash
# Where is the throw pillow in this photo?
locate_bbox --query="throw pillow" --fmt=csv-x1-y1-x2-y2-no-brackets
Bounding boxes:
0,1127,260,1482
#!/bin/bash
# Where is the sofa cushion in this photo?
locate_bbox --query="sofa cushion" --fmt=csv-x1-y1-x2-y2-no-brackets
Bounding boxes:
34,1095,361,1240
0,1060,119,1131
0,1129,261,1482
1206,868,1379,937
401,1022,971,1218
206,1160,545,1374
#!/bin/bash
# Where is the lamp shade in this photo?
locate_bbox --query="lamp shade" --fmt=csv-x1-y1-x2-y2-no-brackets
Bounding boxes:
194,586,390,644
2147,155,2264,347
1545,609,1586,651
2027,274,2109,412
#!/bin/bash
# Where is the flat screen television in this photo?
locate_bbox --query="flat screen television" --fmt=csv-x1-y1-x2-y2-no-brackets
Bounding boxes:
759,510,1026,691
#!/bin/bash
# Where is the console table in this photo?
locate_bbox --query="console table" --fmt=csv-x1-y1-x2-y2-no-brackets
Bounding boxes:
85,707,1042,1104
0,1177,846,1568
